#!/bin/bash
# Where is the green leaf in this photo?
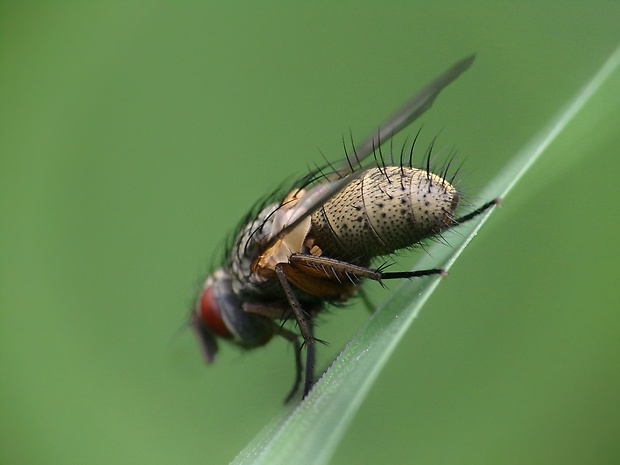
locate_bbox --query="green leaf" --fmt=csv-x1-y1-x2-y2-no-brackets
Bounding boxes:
231,46,620,465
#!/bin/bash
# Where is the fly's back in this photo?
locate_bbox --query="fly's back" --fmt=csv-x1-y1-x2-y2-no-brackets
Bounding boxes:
310,166,459,261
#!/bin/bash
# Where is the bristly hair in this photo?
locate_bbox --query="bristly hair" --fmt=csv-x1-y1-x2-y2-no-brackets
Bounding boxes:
214,127,469,275
214,159,338,273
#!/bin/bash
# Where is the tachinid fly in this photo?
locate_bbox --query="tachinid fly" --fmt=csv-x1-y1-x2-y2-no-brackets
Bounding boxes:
191,55,499,401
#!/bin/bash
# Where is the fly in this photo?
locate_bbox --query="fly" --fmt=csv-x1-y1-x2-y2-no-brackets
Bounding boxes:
191,55,499,401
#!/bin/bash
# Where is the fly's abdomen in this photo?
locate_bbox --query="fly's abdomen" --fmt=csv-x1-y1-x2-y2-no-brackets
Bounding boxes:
310,166,459,260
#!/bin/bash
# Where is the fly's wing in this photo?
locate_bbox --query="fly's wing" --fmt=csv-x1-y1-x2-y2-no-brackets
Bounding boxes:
270,55,476,245
333,54,475,178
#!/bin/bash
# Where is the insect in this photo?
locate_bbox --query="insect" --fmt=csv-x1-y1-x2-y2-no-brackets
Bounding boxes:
191,55,499,401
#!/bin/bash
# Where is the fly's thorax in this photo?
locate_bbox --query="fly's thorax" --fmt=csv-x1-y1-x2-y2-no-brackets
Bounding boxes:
229,203,279,296
310,166,459,260
252,205,312,280
229,193,313,300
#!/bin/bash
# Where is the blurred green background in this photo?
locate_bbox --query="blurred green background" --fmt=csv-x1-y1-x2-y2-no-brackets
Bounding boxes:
2,3,619,464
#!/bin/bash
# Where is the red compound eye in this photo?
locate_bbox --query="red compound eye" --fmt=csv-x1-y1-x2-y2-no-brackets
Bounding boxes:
199,286,233,339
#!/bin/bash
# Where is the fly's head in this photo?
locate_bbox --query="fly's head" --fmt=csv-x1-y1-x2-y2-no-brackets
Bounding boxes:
191,268,274,363
191,270,233,363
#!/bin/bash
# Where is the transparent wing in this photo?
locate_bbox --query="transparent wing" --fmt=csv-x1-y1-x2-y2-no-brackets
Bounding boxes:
271,55,476,244
333,54,475,177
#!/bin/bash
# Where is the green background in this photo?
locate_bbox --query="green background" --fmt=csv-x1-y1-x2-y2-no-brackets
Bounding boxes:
2,3,619,464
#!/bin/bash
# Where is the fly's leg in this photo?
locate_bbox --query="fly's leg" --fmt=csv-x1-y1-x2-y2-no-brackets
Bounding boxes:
453,198,501,225
264,320,303,403
244,305,304,402
289,254,445,283
275,264,317,399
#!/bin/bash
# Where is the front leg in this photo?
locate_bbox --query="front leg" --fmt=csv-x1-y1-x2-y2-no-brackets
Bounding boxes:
274,264,317,399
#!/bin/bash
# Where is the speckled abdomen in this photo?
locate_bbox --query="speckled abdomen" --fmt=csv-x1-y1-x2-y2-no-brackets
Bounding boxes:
310,166,459,260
